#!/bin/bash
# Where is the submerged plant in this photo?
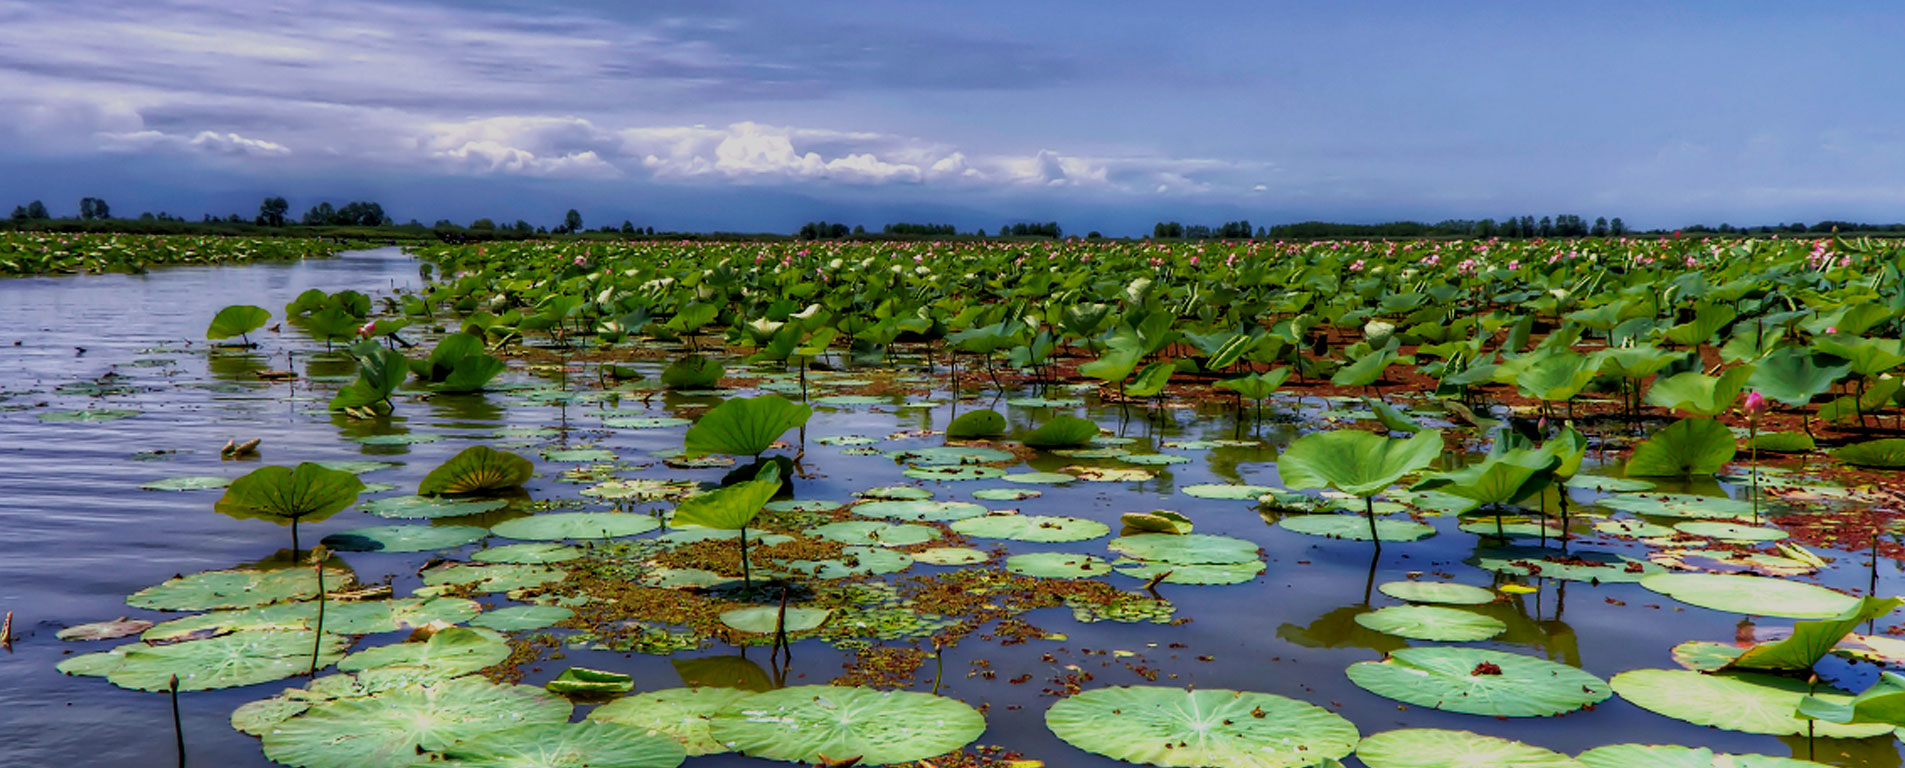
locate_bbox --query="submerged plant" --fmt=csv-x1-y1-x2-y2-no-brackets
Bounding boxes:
214,462,367,551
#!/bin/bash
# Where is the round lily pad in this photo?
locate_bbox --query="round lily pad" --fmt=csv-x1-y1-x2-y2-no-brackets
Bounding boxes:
492,513,661,540
605,416,692,429
1354,606,1506,642
355,433,443,445
888,446,1014,466
581,479,699,501
1109,534,1259,564
718,606,831,634
1119,453,1192,466
972,488,1041,501
438,721,686,768
1638,573,1857,618
261,676,573,768
1356,729,1583,768
816,435,877,446
1593,519,1674,538
106,630,348,691
589,687,755,756
856,485,933,500
903,465,1007,482
1065,466,1155,482
142,597,480,640
1045,686,1358,768
1005,552,1112,579
472,605,575,632
1278,514,1435,542
315,460,400,474
473,542,583,564
1000,472,1077,485
773,546,912,579
1377,581,1495,606
1113,560,1266,586
1598,493,1755,520
852,500,988,522
950,515,1110,543
809,521,941,547
128,566,354,611
815,394,887,406
1181,483,1277,500
911,547,991,566
1576,743,1831,768
321,524,488,552
1469,545,1659,583
707,685,985,765
1672,521,1788,542
1566,475,1656,492
764,499,844,513
361,495,508,519
1608,669,1891,738
421,563,567,594
140,475,232,491
543,449,618,462
1346,647,1610,717
337,626,510,676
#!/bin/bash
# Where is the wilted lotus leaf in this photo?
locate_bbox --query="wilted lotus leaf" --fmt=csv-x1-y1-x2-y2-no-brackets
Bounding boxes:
542,668,635,696
57,617,153,641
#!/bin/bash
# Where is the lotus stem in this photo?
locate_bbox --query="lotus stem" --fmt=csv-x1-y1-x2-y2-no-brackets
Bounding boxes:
309,547,329,677
1365,496,1381,552
931,639,944,695
170,674,186,767
739,526,751,589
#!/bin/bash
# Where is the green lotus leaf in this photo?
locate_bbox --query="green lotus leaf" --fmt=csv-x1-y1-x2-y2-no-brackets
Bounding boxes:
321,524,488,552
1346,647,1610,717
1798,670,1905,728
903,464,1006,481
1672,521,1786,541
473,605,576,631
1813,336,1905,377
911,547,990,566
1624,418,1736,477
808,521,941,547
207,304,271,341
1608,669,1889,738
1747,431,1816,453
950,514,1110,543
1024,414,1101,448
544,667,637,697
329,345,410,411
1596,492,1754,520
1181,483,1278,500
1644,365,1755,417
1411,437,1563,506
1278,429,1442,498
973,487,1042,501
673,464,780,532
852,499,988,522
1044,686,1358,768
143,597,479,640
1746,348,1850,407
946,409,1007,438
128,566,354,611
857,485,933,500
660,354,724,389
542,448,618,462
718,606,831,634
435,354,506,393
422,563,567,594
1638,573,1859,618
361,494,507,519
106,630,347,691
1001,471,1078,485
589,687,755,756
1215,368,1291,401
684,394,812,457
606,416,692,429
354,432,444,446
1005,552,1113,579
1364,396,1424,432
1113,560,1266,585
140,475,232,491
493,513,661,540
1715,596,1902,672
261,675,573,768
418,445,533,495
1377,581,1495,605
473,542,583,564
1333,345,1407,388
1120,510,1193,534
1356,729,1582,768
1832,438,1905,468
1277,514,1435,542
38,408,141,423
337,626,509,676
1577,743,1829,768
707,685,985,765
215,462,367,526
437,720,684,768
1109,533,1259,564
1353,605,1505,641
773,545,912,579
57,617,153,641
1468,545,1659,583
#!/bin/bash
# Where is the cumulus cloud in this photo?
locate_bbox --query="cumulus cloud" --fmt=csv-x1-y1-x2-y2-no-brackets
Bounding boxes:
100,129,291,158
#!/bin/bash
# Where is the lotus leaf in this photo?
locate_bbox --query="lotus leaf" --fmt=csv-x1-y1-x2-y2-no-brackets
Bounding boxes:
1278,515,1436,542
337,626,509,676
660,354,724,389
422,563,567,594
1278,429,1442,497
1001,471,1078,484
1345,647,1610,717
707,685,985,765
1377,581,1495,605
1113,560,1266,585
143,597,479,640
1468,545,1658,582
950,514,1110,543
773,545,912,579
853,499,988,521
215,462,367,530
684,394,812,457
129,566,354,611
808,520,940,547
946,409,1007,438
261,675,573,768
418,445,533,495
207,304,271,341
1181,483,1278,500
1832,438,1905,468
140,475,232,491
589,687,755,756
718,606,831,633
1576,744,1828,768
1644,365,1755,417
1638,573,1858,618
911,547,990,565
1355,729,1582,768
473,605,576,631
1623,418,1736,477
1109,533,1259,564
435,720,685,768
362,494,507,519
57,617,153,641
1006,552,1113,579
1044,686,1358,768
493,513,661,540
1597,492,1754,520
544,667,636,696
473,542,584,564
1608,669,1888,738
321,524,488,552
1672,521,1786,541
1024,414,1101,448
1747,348,1850,407
1353,605,1505,641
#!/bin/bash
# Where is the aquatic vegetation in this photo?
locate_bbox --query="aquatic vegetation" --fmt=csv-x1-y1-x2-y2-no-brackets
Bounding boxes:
214,462,367,551
0,232,356,276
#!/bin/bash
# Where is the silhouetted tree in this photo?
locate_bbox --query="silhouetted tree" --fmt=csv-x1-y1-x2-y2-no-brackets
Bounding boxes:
256,196,289,227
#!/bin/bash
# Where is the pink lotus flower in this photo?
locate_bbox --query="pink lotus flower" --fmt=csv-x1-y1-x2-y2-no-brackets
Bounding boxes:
357,321,376,338
1741,391,1768,420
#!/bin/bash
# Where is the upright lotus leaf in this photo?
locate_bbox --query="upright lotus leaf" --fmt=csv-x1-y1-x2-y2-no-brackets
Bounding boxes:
216,462,367,550
1332,345,1407,387
1832,438,1905,468
418,445,533,495
1799,671,1905,727
1609,669,1890,738
330,345,411,411
261,675,574,768
1514,349,1601,403
1644,365,1756,417
945,409,1006,439
660,354,724,389
707,685,985,765
1746,348,1850,407
207,304,271,342
1814,336,1905,377
436,354,506,393
1716,596,1902,671
1364,397,1422,433
1345,647,1610,717
1078,345,1142,386
1215,368,1291,401
437,721,686,768
1124,360,1175,398
683,394,812,458
1023,415,1100,448
1661,302,1738,347
1356,729,1583,768
1624,418,1736,477
1044,686,1359,768
672,463,781,587
1279,429,1442,498
1411,439,1561,506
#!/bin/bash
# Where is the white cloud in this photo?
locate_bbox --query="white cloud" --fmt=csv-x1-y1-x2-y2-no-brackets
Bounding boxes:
100,129,291,158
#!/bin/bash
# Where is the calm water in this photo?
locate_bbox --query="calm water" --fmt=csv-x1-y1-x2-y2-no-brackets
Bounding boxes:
1,249,1901,767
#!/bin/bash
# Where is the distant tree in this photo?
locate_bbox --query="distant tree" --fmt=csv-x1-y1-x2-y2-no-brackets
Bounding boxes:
536,226,548,234
1609,217,1626,236
9,205,25,221
302,202,336,225
1087,231,1102,239
644,226,654,236
257,196,289,227
79,197,110,220
1255,226,1267,238
620,220,635,234
853,224,866,235
559,209,583,234
975,228,987,237
1537,216,1553,238
470,218,495,231
432,219,457,229
1592,217,1609,237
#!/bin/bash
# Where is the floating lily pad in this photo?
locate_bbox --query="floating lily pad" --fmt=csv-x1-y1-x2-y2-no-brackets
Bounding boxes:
903,465,1007,481
1356,729,1583,768
39,408,141,423
1377,581,1496,606
852,500,988,522
773,546,912,579
107,630,348,691
816,435,878,446
1354,606,1506,641
856,485,934,500
438,721,686,768
1113,560,1266,585
951,515,1110,543
1673,521,1787,542
473,542,584,564
57,617,153,641
1598,493,1755,520
1638,573,1857,618
1469,545,1660,583
972,488,1041,501
1181,483,1277,500
1593,519,1675,539
1346,647,1610,717
143,597,480,640
492,513,661,540
361,495,508,519
543,449,619,462
707,685,985,765
472,605,575,632
1109,534,1260,564
321,524,488,552
763,499,844,513
911,547,991,566
1565,475,1655,492
1050,447,1128,459
337,626,510,676
719,606,831,634
1576,744,1829,768
889,446,1015,466
355,433,444,446
128,566,354,611
589,687,755,756
809,521,941,547
1278,514,1436,542
421,563,567,594
1044,686,1358,768
1000,472,1077,485
260,676,573,768
140,475,232,491
605,416,692,429
1005,552,1112,579
1608,669,1890,738
815,394,887,406
314,460,400,474
581,479,699,501
1119,453,1192,466
1065,466,1155,482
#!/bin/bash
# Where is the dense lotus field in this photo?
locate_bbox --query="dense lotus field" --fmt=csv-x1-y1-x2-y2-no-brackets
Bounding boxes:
0,232,354,276
30,233,1905,767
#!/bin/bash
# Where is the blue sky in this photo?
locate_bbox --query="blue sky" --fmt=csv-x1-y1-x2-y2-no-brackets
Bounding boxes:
3,0,1902,234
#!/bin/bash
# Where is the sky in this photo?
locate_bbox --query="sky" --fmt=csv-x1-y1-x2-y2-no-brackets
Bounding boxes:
3,0,1903,235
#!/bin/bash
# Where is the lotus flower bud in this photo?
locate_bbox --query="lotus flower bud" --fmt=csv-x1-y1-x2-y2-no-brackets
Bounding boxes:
1741,391,1768,421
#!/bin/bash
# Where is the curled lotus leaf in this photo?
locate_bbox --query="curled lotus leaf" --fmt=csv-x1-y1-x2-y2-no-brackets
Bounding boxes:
1608,668,1890,738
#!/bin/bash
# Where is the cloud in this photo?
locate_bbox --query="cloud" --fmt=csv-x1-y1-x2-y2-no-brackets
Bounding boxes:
100,130,291,158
